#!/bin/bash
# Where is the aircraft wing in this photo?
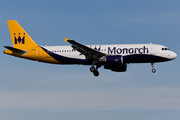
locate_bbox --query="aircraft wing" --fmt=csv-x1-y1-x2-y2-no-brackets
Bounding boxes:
64,38,106,59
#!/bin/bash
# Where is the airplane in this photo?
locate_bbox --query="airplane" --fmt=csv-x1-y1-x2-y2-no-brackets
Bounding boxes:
4,20,177,77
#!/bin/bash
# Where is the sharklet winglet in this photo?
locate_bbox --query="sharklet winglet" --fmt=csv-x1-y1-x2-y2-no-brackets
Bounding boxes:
63,37,68,42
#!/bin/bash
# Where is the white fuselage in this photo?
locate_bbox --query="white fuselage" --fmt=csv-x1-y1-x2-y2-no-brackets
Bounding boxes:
42,44,177,62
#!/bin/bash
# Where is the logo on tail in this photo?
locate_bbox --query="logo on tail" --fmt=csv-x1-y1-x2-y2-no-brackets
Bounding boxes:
14,33,25,44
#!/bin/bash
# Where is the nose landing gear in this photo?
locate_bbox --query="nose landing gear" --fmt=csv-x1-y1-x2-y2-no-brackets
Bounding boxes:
151,62,156,73
152,68,156,73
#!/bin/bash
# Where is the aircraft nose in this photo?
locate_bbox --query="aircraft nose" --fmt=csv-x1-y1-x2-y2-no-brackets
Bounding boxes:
171,52,177,59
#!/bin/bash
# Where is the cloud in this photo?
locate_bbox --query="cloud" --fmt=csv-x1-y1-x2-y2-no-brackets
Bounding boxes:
1,87,180,110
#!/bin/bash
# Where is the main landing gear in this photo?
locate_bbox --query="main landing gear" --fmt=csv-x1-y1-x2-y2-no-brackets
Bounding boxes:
151,62,156,73
90,65,101,77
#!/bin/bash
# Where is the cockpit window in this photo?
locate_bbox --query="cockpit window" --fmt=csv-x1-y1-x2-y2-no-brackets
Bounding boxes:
162,48,170,51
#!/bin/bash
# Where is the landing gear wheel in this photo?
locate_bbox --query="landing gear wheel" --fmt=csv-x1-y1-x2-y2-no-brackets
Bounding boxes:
151,62,156,73
152,68,156,73
93,71,99,77
90,64,101,77
90,66,95,72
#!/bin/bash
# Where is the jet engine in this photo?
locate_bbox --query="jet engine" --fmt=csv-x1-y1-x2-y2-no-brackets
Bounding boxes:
104,64,127,72
98,55,127,72
99,55,123,65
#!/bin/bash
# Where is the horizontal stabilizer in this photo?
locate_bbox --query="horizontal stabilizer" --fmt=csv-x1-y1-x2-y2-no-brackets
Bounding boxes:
4,46,26,54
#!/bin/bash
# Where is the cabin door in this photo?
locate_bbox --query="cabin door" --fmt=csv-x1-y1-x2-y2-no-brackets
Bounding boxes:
36,47,42,57
150,44,156,54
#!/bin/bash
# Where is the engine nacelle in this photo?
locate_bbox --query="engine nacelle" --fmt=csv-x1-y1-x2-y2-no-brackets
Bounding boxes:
98,55,127,72
104,64,127,72
99,55,123,65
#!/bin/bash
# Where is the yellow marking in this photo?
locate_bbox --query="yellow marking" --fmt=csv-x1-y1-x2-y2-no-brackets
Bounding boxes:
5,46,61,64
5,20,63,64
7,20,38,49
63,37,68,42
4,49,13,54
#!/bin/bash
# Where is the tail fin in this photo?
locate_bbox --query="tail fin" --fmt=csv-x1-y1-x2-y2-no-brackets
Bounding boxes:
7,20,38,49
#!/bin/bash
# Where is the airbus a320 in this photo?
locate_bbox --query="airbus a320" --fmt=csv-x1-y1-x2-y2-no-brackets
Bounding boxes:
4,20,177,77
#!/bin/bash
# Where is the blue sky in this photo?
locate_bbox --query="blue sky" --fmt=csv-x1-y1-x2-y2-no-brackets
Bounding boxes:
0,0,180,120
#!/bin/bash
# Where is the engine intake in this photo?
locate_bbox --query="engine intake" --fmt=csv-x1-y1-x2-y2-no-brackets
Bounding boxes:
99,55,123,65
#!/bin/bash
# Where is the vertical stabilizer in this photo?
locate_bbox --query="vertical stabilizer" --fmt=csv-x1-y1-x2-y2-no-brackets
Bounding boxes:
7,20,38,49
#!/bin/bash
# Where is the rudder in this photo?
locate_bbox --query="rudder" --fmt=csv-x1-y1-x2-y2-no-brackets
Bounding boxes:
7,20,38,49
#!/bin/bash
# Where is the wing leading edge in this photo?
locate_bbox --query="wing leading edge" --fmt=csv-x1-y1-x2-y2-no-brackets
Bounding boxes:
64,37,106,59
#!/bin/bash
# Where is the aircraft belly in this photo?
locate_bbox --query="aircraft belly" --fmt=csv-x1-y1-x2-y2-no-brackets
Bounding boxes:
123,54,171,63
